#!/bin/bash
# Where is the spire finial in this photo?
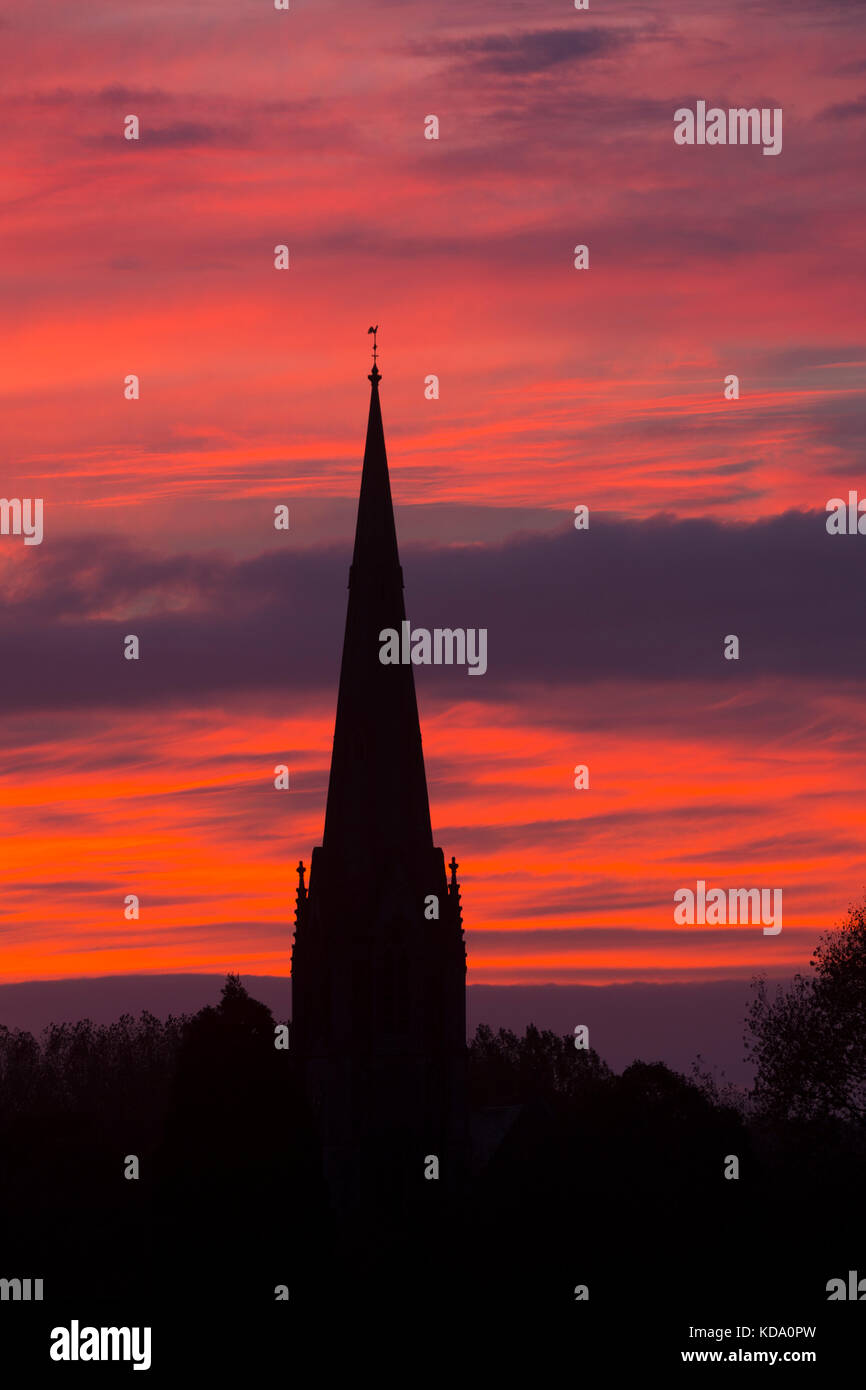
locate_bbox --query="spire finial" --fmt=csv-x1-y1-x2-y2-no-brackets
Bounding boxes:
367,324,381,382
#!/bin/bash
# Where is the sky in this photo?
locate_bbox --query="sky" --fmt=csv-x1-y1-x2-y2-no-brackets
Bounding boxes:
1,0,865,992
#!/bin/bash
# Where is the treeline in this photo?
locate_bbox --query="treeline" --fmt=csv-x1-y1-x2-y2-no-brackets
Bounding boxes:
0,901,864,1315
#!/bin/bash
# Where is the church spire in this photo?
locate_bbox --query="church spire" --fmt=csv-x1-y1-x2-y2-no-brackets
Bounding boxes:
320,332,433,866
292,337,468,1223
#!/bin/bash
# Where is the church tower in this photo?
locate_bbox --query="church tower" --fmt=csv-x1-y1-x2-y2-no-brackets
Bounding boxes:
291,340,467,1225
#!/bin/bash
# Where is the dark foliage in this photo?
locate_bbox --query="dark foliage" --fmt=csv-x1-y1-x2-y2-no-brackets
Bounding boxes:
0,959,863,1348
746,897,866,1124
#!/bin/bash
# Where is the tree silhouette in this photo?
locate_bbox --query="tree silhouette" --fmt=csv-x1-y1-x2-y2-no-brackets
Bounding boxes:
1,970,861,1326
468,1022,611,1107
746,896,866,1123
154,973,326,1303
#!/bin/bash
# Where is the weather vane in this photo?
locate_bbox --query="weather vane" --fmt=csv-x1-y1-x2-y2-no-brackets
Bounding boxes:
367,324,379,367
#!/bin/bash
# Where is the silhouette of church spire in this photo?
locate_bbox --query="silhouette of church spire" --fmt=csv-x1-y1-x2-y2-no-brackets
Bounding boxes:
292,334,467,1225
321,334,433,866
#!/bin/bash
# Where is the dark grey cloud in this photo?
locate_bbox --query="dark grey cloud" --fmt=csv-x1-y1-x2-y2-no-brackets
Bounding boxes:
818,93,866,120
431,27,628,76
3,880,113,894
703,460,762,477
762,344,866,371
439,806,752,860
3,506,866,714
753,0,866,16
475,926,817,950
89,121,251,149
143,121,249,148
95,84,166,106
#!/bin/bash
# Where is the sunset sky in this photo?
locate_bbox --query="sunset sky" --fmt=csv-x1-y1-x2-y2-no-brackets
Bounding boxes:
1,0,865,989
